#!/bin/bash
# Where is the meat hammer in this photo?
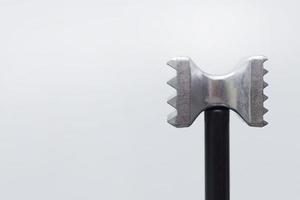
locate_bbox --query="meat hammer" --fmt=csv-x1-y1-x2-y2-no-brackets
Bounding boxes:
167,56,268,200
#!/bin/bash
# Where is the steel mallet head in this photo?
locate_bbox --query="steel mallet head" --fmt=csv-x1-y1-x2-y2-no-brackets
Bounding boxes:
167,56,268,128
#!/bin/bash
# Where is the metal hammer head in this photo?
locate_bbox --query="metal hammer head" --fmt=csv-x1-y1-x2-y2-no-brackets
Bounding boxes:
167,56,268,128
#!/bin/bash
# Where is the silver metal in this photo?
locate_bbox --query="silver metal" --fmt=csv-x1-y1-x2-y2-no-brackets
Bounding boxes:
167,56,269,128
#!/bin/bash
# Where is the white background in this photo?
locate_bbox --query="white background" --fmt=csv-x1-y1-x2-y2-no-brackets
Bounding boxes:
0,0,299,199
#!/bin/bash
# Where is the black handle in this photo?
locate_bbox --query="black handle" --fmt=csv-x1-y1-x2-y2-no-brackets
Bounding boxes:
205,107,230,200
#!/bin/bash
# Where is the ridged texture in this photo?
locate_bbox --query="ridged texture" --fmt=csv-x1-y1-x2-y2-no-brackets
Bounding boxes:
167,59,178,126
167,95,177,108
166,57,193,127
263,64,269,126
167,77,177,89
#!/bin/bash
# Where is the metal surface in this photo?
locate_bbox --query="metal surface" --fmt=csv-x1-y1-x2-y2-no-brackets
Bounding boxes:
167,56,268,127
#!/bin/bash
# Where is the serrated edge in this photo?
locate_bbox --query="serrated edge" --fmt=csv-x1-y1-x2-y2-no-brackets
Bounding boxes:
167,95,177,108
263,120,268,126
167,59,178,127
262,60,268,126
167,59,177,70
167,77,177,89
167,111,177,126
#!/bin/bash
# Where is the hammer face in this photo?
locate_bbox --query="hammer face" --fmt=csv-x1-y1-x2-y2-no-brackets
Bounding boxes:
167,56,268,128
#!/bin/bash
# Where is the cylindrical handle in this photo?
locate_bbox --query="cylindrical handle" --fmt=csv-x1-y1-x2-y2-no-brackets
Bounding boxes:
205,107,230,200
